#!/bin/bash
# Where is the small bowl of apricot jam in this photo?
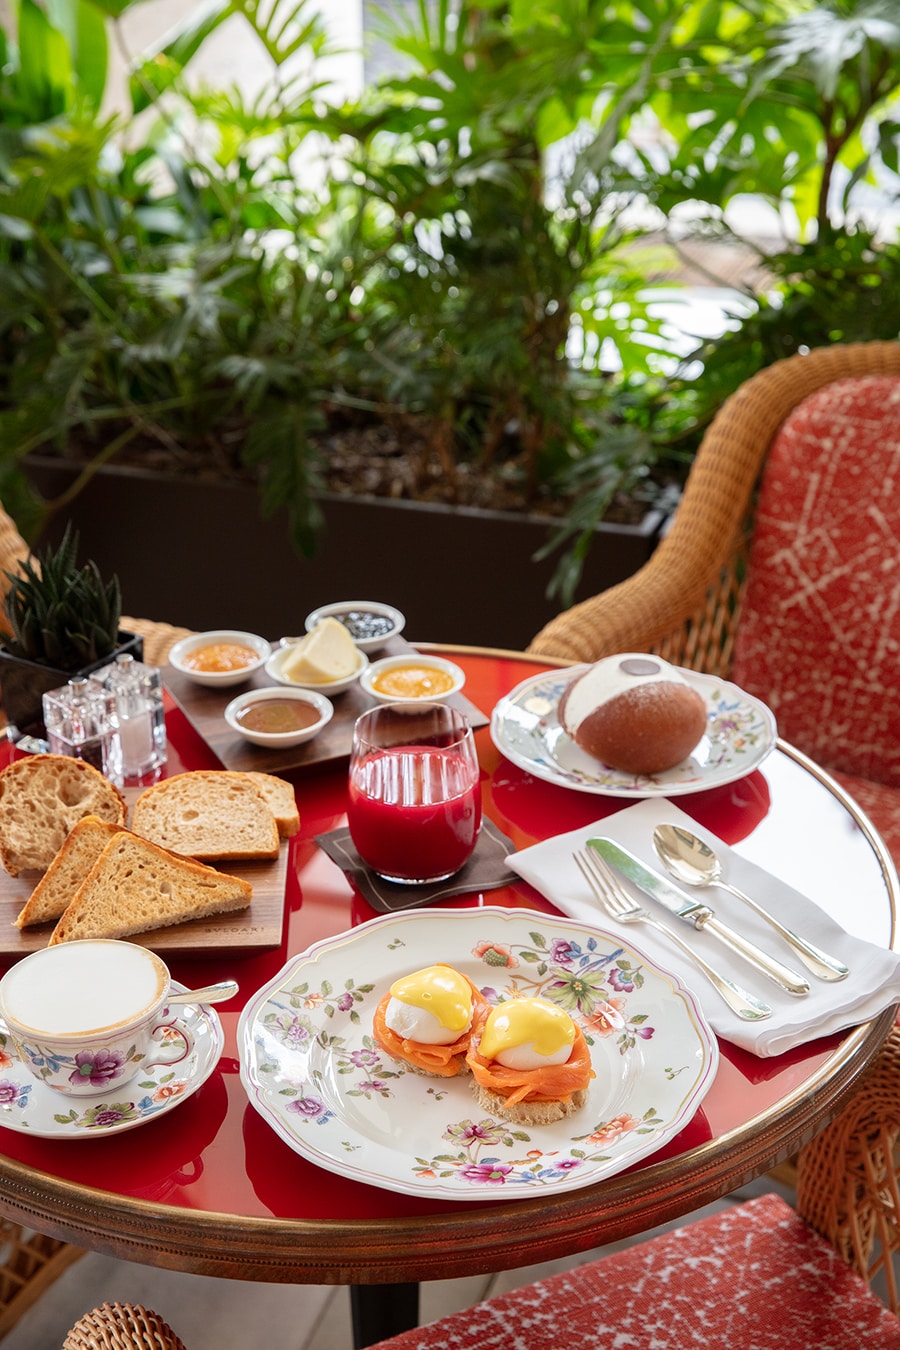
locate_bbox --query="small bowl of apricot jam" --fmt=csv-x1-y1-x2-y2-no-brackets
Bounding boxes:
225,687,334,748
168,630,271,688
359,654,465,705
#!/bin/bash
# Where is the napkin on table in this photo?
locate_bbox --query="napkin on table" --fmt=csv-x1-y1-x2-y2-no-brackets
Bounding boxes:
506,797,900,1056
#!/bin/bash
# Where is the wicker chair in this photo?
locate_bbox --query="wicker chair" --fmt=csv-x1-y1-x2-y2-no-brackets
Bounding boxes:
62,1302,186,1349
528,339,900,863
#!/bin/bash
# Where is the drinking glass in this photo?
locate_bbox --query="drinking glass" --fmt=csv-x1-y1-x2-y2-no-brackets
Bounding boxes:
347,702,482,884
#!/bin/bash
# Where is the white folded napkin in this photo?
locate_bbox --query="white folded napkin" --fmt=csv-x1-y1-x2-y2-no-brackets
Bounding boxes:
506,798,900,1056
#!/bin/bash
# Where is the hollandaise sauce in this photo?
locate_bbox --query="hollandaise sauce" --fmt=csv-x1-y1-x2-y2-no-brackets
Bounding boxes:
388,966,472,1038
479,1000,576,1069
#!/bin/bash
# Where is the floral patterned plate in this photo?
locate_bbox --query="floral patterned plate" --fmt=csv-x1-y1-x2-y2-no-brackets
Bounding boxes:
491,666,777,797
0,986,224,1139
238,907,718,1200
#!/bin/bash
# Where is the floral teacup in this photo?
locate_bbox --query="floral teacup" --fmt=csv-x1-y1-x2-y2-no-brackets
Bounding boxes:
0,940,193,1097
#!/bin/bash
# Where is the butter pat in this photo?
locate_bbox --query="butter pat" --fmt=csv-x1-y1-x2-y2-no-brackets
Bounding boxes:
283,617,359,684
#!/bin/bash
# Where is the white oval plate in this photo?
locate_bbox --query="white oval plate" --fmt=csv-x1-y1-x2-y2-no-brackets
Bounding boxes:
0,986,223,1139
238,907,717,1201
491,666,777,797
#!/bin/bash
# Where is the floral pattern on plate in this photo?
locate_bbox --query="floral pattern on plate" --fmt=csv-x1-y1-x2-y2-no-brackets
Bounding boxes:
238,908,718,1200
0,988,223,1139
490,666,777,797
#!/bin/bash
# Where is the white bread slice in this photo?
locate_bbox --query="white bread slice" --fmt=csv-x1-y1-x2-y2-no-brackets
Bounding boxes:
131,770,279,861
48,831,252,945
0,754,126,876
14,815,127,928
241,772,299,837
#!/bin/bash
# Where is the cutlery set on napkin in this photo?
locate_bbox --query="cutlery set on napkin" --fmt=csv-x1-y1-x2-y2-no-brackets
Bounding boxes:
507,797,900,1056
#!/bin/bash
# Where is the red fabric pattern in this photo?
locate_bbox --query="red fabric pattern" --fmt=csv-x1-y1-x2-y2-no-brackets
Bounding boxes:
369,1194,900,1349
731,376,900,788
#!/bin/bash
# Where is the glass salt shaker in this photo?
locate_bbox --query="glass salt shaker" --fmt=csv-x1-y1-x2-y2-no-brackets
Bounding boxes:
42,678,117,777
98,653,168,785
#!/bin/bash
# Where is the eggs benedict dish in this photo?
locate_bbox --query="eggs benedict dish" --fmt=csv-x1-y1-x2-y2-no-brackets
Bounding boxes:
373,964,488,1077
466,997,593,1123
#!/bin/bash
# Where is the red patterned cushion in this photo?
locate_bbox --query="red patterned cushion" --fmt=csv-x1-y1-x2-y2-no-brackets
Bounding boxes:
731,376,900,787
830,768,900,867
369,1194,900,1349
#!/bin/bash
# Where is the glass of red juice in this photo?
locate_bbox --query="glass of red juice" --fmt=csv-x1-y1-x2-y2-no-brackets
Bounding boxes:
347,702,482,884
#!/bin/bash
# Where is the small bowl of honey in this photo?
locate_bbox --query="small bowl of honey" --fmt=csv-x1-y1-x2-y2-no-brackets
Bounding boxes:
224,687,334,747
168,630,271,688
360,653,465,705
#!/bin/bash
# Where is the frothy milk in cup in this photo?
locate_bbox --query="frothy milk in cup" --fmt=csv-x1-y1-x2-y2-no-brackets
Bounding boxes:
1,941,168,1036
0,941,191,1096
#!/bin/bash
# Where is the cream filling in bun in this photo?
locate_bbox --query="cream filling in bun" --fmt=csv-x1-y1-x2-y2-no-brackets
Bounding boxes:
562,654,691,733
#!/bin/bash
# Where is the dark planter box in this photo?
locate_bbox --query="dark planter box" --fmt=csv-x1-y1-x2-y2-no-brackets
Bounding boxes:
0,630,143,740
25,461,669,652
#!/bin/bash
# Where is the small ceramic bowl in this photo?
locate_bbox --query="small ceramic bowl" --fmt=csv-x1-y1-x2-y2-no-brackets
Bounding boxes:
360,653,465,705
264,642,369,696
224,687,334,748
168,630,271,688
303,601,406,654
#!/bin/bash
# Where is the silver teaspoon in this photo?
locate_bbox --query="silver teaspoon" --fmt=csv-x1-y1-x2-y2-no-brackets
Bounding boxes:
166,980,239,1007
652,825,849,983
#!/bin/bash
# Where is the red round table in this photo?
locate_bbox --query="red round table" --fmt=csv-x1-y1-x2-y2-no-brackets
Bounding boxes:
0,648,895,1343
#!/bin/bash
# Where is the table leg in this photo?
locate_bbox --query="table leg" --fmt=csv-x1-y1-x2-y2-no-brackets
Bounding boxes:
350,1282,419,1347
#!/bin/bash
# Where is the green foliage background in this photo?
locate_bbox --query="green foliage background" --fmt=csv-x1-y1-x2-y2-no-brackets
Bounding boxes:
1,0,898,601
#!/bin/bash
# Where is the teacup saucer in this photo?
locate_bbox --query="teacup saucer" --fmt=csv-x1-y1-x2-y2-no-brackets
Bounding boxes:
0,984,224,1139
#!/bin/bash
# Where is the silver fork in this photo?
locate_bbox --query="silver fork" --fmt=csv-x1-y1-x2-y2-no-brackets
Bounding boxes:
573,848,772,1022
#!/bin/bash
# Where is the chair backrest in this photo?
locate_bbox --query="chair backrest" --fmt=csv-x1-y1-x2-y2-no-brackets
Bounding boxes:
730,375,900,786
527,342,900,676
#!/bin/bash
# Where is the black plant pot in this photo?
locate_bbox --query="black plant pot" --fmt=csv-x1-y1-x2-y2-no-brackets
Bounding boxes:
0,631,144,742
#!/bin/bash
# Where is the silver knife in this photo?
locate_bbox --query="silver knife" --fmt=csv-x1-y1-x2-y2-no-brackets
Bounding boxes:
588,838,810,997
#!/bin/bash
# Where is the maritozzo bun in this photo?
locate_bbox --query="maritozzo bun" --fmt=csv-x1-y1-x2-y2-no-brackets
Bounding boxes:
558,654,707,776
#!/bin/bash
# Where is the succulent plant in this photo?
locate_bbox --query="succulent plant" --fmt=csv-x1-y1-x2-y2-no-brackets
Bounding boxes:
2,524,122,670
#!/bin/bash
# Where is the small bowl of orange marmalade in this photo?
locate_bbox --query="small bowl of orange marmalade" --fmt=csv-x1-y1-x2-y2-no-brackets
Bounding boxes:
359,654,465,705
168,630,271,688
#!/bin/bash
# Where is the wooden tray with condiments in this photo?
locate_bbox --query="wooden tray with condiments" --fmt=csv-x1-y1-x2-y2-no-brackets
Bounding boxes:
162,636,488,776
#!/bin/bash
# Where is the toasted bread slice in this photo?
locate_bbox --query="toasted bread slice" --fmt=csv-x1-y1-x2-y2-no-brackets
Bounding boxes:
48,831,252,945
14,815,127,928
241,772,300,837
0,754,126,876
470,1081,589,1125
131,770,279,861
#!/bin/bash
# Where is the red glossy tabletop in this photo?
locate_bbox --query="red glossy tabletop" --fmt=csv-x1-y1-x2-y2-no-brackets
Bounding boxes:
0,647,895,1286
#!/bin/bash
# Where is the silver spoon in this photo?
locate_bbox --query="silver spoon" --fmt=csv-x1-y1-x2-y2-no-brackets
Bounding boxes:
166,980,239,1007
652,825,849,983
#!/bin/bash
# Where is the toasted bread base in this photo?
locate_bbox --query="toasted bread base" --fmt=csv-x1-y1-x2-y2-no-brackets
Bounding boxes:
471,1082,589,1125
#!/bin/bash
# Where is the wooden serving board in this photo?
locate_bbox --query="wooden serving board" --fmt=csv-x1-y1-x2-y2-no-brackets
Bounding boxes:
0,847,288,960
0,783,290,960
162,636,488,774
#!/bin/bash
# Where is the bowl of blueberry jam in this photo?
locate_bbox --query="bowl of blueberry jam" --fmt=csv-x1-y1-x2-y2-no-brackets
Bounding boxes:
302,601,405,654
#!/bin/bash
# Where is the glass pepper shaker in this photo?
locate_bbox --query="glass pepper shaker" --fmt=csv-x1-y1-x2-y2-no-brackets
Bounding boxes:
42,677,117,777
94,653,168,784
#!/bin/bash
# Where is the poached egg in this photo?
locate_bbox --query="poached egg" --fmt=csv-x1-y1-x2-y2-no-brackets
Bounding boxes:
478,998,576,1070
383,965,473,1045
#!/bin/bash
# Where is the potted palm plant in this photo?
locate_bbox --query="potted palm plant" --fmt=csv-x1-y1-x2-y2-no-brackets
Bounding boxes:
0,525,142,741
